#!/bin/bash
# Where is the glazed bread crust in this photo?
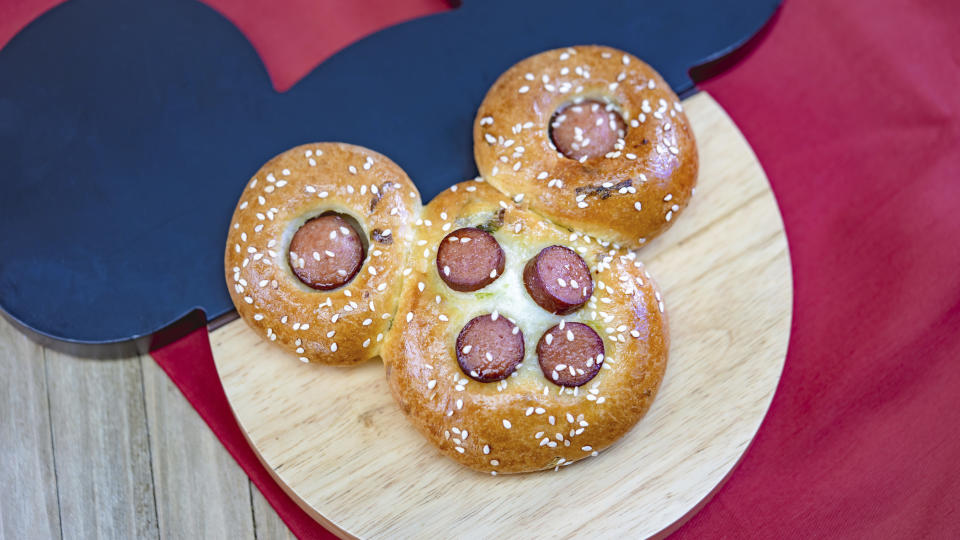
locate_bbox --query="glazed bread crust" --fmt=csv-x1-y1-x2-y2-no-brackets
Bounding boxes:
224,143,421,365
474,45,698,248
382,180,668,474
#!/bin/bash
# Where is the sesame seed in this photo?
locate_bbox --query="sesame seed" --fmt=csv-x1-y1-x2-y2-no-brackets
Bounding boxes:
502,419,511,429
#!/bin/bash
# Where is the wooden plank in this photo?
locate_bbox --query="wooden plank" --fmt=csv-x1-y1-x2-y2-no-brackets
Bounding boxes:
44,350,159,540
209,92,793,538
250,483,296,540
139,356,255,540
0,316,61,540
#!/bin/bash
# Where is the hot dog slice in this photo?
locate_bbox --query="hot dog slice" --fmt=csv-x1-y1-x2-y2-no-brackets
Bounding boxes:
288,214,364,290
523,245,593,314
536,322,604,387
436,227,505,292
455,313,524,382
549,99,626,161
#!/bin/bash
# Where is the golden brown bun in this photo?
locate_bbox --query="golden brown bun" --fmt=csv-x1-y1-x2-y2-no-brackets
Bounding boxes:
224,143,421,365
382,180,668,474
474,45,698,249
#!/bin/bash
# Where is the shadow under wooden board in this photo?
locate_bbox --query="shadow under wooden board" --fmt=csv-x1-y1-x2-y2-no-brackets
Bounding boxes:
210,92,792,539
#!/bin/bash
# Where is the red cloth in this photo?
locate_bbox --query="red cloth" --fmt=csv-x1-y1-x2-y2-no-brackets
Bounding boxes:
683,1,960,537
5,0,960,537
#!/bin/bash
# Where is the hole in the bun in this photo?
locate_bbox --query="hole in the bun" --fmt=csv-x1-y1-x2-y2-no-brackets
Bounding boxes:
288,212,367,290
549,98,626,161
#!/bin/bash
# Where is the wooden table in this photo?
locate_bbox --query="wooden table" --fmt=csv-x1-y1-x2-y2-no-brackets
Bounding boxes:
0,315,293,539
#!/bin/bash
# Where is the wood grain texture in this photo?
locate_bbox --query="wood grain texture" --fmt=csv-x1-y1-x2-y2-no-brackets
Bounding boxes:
211,91,793,539
250,483,297,540
140,356,257,540
0,316,61,540
44,351,159,540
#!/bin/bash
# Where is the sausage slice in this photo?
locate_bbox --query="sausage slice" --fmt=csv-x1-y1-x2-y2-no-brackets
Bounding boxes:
536,322,604,387
436,227,505,292
523,245,593,314
455,314,524,382
288,214,364,290
549,99,626,161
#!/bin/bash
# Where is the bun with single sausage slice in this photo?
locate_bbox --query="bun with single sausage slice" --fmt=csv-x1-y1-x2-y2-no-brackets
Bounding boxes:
224,143,421,366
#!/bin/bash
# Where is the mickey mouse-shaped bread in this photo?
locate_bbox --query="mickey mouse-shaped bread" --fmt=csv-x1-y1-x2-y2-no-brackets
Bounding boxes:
225,46,695,473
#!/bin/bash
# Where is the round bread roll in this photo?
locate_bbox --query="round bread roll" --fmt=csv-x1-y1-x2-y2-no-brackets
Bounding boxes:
474,45,698,249
382,179,668,474
224,143,421,365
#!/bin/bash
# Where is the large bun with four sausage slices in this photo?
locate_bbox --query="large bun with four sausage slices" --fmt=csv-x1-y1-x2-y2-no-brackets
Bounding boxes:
225,46,695,473
383,179,667,474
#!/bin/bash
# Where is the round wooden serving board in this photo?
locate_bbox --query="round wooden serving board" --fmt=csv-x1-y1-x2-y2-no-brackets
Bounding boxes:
210,92,793,539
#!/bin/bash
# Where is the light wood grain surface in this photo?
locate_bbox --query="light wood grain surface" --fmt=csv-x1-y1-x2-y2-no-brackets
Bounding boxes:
0,314,295,540
211,92,793,539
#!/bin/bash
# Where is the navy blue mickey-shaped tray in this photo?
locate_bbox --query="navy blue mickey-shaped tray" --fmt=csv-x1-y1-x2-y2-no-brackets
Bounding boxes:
0,0,779,347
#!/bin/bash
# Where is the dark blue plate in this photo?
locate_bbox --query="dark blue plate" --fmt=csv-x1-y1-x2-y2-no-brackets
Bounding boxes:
0,0,779,349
